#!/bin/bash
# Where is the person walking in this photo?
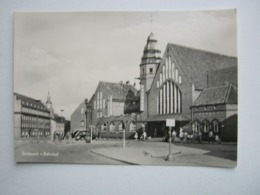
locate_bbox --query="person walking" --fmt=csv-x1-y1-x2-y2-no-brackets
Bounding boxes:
198,129,202,144
208,130,214,144
172,130,177,143
179,128,184,143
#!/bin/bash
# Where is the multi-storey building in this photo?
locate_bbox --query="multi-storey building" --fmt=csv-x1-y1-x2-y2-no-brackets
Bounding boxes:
14,93,51,139
191,67,238,141
75,32,238,141
126,33,237,141
71,81,138,138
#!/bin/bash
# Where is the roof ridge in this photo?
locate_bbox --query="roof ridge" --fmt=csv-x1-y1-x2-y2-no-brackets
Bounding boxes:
203,84,230,91
168,43,237,58
14,92,41,102
207,65,237,73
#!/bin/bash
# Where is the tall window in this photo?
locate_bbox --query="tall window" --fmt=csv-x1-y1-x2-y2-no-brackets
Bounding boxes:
157,80,182,115
118,122,125,131
109,122,115,132
203,120,210,133
81,107,85,114
193,120,201,132
101,123,107,131
212,120,220,133
80,120,85,127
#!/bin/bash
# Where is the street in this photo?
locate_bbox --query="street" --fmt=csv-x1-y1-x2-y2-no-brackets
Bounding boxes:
15,140,125,164
15,139,237,167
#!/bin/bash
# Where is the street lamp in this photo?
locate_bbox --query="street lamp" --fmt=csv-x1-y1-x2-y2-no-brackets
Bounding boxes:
85,98,92,143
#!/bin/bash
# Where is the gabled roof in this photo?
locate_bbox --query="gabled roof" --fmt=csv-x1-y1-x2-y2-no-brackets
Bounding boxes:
192,84,237,106
98,81,137,100
168,43,237,89
207,66,237,88
14,92,49,113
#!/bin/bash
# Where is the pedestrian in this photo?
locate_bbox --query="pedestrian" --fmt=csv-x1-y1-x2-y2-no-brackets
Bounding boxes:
208,130,214,144
65,131,70,144
183,131,188,143
179,128,184,143
215,134,221,144
198,129,202,144
172,130,176,143
134,132,138,140
143,131,147,140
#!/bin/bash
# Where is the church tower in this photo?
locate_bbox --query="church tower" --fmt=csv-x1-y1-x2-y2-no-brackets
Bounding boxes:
46,91,54,119
139,33,161,114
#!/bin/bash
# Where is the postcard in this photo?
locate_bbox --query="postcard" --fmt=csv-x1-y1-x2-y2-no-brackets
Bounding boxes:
14,10,237,167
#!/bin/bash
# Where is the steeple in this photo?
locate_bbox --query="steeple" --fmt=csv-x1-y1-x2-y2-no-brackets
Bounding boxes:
140,32,161,66
46,90,52,108
139,33,161,92
139,33,161,115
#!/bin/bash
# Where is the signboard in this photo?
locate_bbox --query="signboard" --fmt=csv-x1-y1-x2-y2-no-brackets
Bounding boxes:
166,119,175,127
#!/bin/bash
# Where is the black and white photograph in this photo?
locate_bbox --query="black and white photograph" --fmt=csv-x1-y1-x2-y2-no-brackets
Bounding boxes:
14,10,237,167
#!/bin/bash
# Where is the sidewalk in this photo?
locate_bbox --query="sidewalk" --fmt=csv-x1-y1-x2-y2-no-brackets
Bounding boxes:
92,140,237,168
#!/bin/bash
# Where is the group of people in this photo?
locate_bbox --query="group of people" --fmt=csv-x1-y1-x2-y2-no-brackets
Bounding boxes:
171,128,221,144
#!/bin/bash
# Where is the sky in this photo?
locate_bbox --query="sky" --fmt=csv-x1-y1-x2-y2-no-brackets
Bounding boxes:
14,10,237,119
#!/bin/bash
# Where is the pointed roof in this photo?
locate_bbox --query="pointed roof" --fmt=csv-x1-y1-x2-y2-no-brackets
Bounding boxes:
167,43,237,89
192,84,237,106
140,32,161,66
46,90,52,104
98,81,138,100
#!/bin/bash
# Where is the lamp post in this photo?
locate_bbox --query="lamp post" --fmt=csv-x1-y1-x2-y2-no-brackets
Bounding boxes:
85,98,92,143
60,109,64,135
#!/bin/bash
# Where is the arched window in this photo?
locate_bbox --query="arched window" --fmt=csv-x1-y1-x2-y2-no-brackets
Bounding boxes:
193,120,201,133
109,122,115,132
202,120,210,133
129,121,136,132
80,120,85,127
119,122,125,131
157,80,182,115
212,119,220,133
101,123,107,131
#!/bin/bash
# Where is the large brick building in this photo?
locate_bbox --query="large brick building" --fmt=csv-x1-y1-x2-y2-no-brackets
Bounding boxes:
85,81,139,138
74,33,238,141
129,33,237,141
14,93,51,139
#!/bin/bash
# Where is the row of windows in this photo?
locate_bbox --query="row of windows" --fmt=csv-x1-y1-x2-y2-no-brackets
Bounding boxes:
22,107,49,117
96,111,103,119
193,120,220,133
98,121,136,132
157,57,182,88
22,115,49,123
195,106,217,111
21,131,51,136
194,111,224,116
21,123,50,128
21,101,47,111
157,81,182,115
